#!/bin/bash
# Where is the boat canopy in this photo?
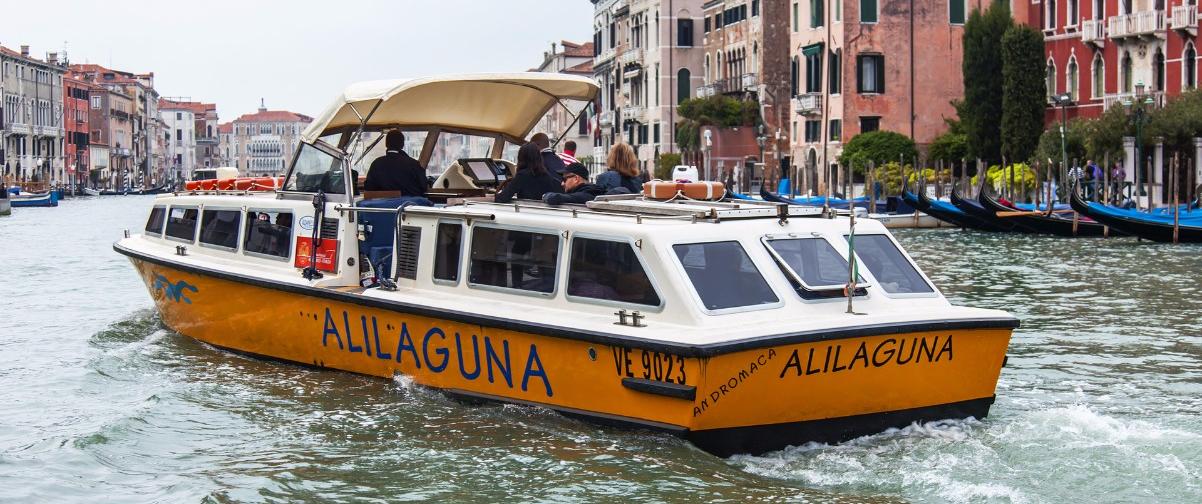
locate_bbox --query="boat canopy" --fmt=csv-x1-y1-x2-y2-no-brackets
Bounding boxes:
300,73,600,145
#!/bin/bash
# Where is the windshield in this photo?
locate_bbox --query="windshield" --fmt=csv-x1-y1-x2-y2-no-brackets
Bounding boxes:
284,142,346,194
850,235,934,294
427,133,496,174
347,130,431,175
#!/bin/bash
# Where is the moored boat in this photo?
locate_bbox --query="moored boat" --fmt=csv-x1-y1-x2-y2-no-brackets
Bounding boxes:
9,191,58,207
115,73,1018,456
1069,187,1202,242
949,184,1023,232
977,185,1122,238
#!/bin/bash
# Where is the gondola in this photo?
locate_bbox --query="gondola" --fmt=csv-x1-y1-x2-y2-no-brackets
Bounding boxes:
907,181,1004,231
949,183,1024,232
1069,187,1202,242
977,184,1122,238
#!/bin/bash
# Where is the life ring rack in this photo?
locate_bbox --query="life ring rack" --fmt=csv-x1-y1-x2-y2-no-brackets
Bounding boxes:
184,177,284,192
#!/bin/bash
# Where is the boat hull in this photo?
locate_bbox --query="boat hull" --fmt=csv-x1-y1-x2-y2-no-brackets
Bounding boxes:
122,247,1015,456
9,192,57,207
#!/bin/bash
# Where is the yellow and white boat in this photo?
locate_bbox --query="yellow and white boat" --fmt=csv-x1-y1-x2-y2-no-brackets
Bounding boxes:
115,73,1017,456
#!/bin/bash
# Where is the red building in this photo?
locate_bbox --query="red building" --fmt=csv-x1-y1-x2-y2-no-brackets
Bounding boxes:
63,75,92,189
1018,0,1199,123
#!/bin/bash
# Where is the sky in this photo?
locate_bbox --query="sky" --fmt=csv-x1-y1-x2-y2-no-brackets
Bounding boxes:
3,0,594,122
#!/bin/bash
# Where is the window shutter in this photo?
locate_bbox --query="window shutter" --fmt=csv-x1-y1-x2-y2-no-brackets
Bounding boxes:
875,56,885,93
861,0,877,22
950,0,965,24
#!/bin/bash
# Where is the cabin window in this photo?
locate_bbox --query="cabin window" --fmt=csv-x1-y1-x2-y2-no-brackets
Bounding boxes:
244,210,293,260
433,222,463,283
198,209,241,250
850,235,933,294
763,236,865,299
468,227,559,295
285,142,345,194
145,206,166,236
673,241,778,311
568,237,661,307
165,207,199,242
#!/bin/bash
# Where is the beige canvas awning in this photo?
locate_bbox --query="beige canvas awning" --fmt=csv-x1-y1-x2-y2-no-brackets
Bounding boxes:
300,73,600,144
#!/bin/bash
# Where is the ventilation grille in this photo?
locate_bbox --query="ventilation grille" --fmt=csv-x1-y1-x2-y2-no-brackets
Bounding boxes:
396,226,422,280
320,217,339,240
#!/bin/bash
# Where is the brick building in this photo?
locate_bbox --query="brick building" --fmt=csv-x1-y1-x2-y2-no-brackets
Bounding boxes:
69,64,163,188
63,75,91,189
697,0,791,185
590,0,707,175
787,0,990,194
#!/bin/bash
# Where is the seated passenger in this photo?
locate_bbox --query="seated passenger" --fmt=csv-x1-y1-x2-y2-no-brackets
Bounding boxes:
596,143,644,194
363,131,428,196
530,132,567,180
543,163,605,205
495,143,562,203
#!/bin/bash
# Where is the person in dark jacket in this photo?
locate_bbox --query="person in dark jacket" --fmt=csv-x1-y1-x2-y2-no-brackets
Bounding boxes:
530,132,566,180
596,143,644,194
543,163,605,205
363,131,428,196
495,143,562,203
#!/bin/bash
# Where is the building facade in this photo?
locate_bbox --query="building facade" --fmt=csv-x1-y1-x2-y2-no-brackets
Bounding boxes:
64,75,91,188
159,100,197,181
227,102,312,177
698,0,791,185
69,64,163,187
533,41,597,168
787,0,989,194
591,0,707,175
1,45,66,186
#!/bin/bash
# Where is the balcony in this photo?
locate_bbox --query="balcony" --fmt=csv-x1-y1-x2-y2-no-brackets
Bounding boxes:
598,110,615,130
1171,5,1198,34
618,48,644,67
740,73,759,90
1101,91,1165,112
595,47,617,66
1081,19,1106,47
794,93,822,115
697,84,717,98
197,136,219,145
1108,10,1165,39
621,106,646,123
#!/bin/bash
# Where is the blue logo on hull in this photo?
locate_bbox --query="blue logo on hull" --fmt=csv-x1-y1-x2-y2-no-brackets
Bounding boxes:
153,273,198,304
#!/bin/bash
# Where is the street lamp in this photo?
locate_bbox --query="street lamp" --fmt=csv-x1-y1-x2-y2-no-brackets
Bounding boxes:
1121,82,1156,204
1052,93,1073,190
755,124,767,193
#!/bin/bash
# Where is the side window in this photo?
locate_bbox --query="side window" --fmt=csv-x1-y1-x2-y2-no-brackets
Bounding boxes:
433,222,463,283
568,237,660,307
673,241,778,311
851,235,934,294
244,210,293,259
165,207,199,242
765,237,857,289
199,209,241,250
145,206,166,236
468,227,558,294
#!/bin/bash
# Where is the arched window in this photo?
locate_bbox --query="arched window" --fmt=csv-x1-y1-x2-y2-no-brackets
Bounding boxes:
705,54,711,82
1185,43,1197,90
1067,57,1079,101
677,68,691,104
1153,49,1165,92
1092,52,1105,98
717,52,723,80
791,56,799,96
1046,59,1057,100
1121,51,1133,93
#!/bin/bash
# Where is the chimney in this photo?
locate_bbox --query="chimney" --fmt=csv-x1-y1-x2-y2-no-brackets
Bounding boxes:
20,45,30,57
47,52,58,65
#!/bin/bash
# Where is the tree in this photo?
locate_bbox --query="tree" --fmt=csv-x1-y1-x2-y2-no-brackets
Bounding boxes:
928,130,969,165
1034,120,1087,168
1000,24,1046,164
838,130,918,172
1147,88,1202,156
961,3,1013,164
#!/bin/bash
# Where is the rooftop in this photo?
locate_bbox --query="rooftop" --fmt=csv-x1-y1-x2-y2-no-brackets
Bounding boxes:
234,109,313,124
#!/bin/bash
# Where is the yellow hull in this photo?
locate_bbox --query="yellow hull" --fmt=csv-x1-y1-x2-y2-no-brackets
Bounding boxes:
126,251,1015,456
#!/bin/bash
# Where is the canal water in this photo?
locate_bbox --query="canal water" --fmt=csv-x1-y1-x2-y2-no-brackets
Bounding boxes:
1,196,1199,503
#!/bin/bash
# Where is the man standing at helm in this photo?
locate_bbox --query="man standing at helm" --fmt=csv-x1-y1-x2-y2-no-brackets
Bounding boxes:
364,130,428,196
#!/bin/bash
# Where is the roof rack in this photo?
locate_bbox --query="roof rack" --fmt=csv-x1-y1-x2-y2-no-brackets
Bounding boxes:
585,195,824,221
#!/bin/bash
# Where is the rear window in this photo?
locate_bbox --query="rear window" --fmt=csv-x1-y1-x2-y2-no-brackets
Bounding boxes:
244,210,293,259
568,237,660,307
852,235,934,294
165,207,199,242
673,241,778,311
199,209,241,250
145,207,166,236
468,227,558,294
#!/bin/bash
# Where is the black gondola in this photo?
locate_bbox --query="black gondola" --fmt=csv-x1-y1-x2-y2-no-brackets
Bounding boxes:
978,184,1122,237
921,183,1007,232
1069,187,1202,242
948,183,1023,232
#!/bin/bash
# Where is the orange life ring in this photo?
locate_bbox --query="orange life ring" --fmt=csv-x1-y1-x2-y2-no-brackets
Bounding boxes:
642,180,726,201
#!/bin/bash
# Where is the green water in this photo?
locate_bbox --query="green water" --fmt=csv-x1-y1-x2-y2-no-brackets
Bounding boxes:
1,198,1199,503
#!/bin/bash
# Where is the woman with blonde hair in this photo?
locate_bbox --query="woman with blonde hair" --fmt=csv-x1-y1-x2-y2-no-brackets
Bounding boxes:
596,143,644,194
